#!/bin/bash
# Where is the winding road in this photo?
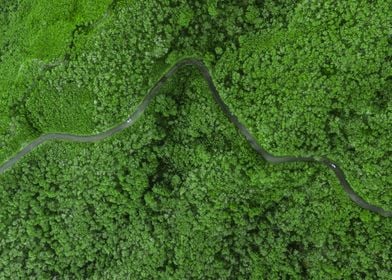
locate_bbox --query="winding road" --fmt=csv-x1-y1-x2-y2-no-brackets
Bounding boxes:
0,58,391,217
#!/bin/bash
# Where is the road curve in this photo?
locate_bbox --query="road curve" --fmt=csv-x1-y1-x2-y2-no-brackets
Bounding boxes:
0,58,390,217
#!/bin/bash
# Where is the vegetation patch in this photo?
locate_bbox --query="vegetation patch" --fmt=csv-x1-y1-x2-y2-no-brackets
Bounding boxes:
0,0,391,278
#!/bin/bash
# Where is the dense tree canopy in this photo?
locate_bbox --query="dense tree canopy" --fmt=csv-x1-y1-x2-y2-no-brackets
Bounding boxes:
0,0,391,278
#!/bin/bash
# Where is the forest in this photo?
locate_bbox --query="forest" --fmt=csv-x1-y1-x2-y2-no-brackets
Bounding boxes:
0,0,391,278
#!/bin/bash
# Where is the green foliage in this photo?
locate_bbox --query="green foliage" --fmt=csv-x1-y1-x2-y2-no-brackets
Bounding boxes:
0,0,391,278
177,4,194,28
214,0,391,208
0,0,111,162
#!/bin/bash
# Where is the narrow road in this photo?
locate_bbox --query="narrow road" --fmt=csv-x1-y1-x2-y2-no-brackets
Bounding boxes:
0,58,390,217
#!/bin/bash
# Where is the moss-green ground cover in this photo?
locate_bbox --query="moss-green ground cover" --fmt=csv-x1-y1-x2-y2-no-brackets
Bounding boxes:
0,0,391,278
